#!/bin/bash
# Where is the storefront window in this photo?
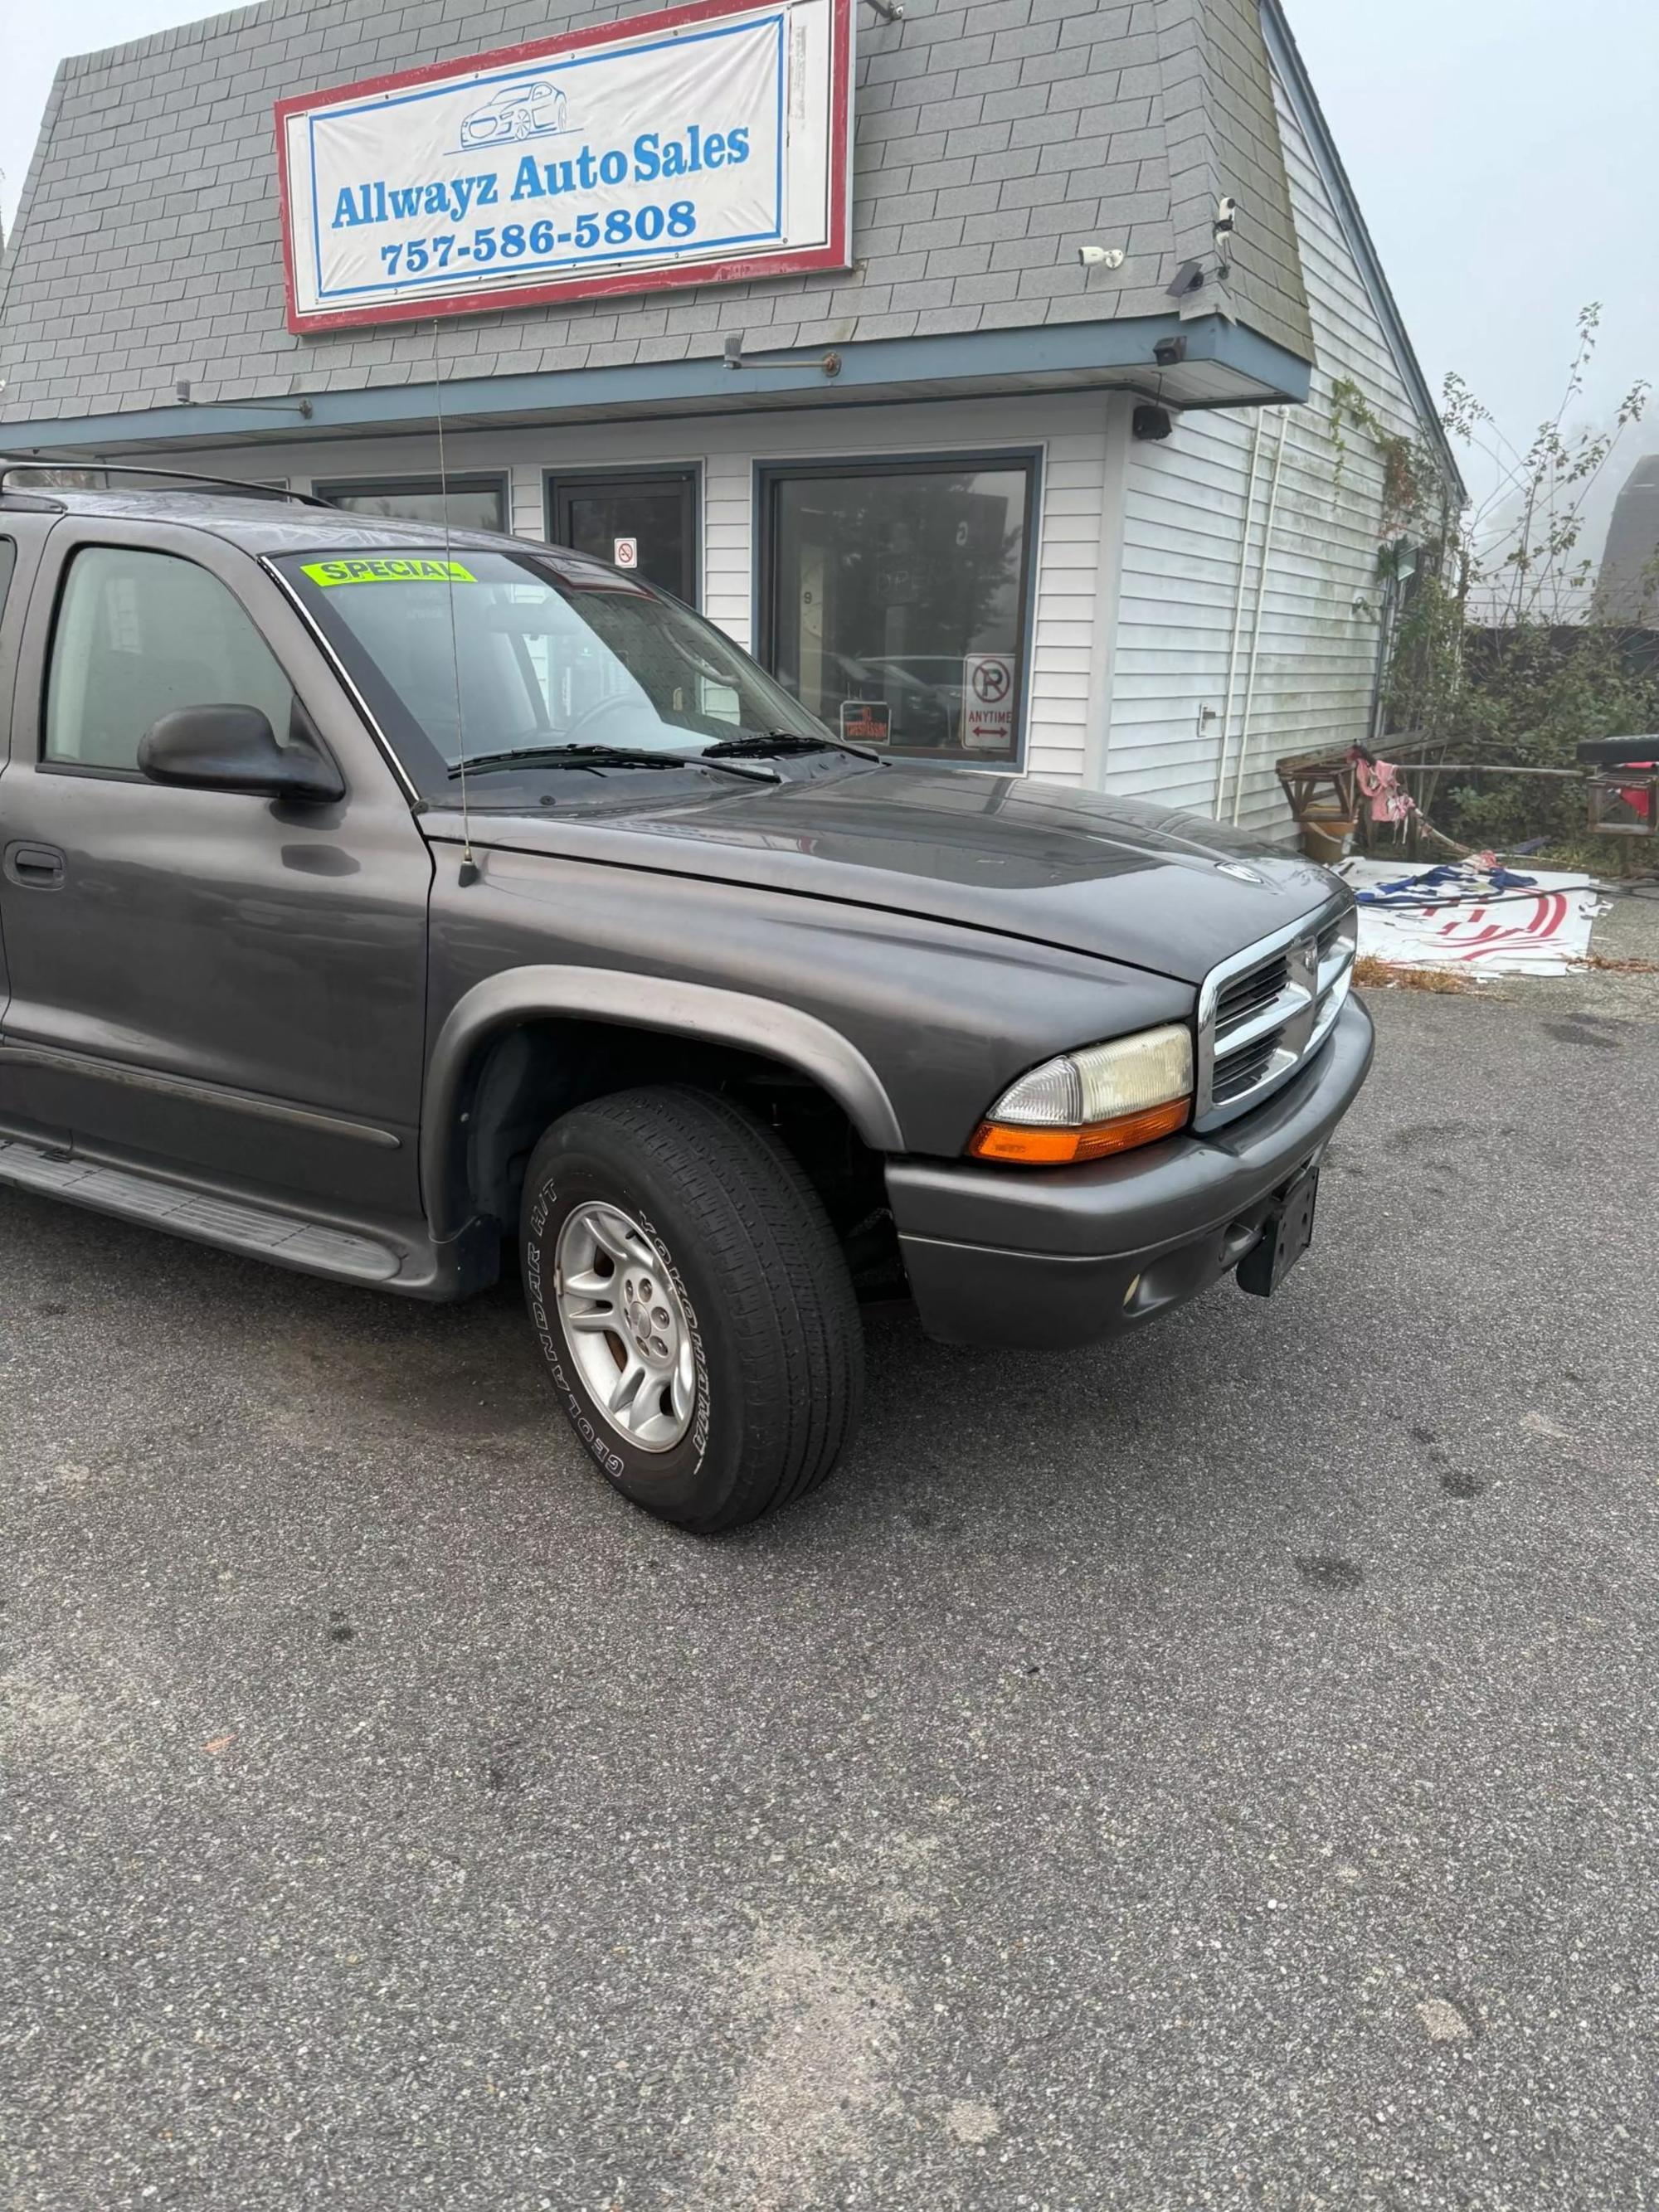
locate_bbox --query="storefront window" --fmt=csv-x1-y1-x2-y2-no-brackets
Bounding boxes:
315,475,508,532
761,456,1035,766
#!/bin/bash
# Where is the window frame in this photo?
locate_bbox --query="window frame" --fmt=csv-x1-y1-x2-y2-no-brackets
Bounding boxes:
37,540,303,785
544,464,702,608
754,447,1043,774
313,472,511,535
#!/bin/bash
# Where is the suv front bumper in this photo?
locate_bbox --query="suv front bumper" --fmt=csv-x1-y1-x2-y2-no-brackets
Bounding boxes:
886,997,1374,1349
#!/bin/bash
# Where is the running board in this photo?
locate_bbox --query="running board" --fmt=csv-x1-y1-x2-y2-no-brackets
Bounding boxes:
0,1134,404,1283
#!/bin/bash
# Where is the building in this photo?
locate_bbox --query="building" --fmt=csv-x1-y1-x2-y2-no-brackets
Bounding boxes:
1592,454,1659,626
0,0,1460,834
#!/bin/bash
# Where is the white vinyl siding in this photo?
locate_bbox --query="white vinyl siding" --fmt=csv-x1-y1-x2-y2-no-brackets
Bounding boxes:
1106,65,1427,834
1026,430,1115,784
703,452,753,648
160,394,1115,780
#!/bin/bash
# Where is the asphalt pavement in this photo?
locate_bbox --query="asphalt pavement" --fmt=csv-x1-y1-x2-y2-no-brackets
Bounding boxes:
2,977,1657,2211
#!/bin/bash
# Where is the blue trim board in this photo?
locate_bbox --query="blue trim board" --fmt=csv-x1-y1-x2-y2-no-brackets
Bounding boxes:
0,313,1312,455
1260,0,1465,502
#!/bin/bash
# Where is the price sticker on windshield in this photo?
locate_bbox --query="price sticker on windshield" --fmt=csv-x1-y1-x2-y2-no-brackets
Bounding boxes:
301,557,478,586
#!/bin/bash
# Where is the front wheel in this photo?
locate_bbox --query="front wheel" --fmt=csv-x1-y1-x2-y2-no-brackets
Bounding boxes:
520,1087,864,1532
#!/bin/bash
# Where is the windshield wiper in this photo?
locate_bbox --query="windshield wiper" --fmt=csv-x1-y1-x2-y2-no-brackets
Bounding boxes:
703,730,883,764
448,743,780,784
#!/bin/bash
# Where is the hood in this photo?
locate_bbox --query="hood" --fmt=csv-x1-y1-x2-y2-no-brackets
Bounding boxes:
427,766,1343,984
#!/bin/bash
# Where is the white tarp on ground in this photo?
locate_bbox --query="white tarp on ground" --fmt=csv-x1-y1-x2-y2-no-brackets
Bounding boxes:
1337,858,1605,976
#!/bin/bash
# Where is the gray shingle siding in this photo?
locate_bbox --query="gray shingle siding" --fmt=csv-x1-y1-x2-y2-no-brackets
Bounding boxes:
0,0,1311,423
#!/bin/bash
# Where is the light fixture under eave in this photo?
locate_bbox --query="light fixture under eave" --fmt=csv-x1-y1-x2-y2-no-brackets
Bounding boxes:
723,333,842,378
174,379,313,418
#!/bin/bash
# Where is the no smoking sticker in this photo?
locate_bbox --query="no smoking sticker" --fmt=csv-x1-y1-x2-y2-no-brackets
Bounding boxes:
961,653,1016,751
612,537,639,570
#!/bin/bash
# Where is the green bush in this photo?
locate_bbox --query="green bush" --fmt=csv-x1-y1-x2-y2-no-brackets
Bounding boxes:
1428,627,1659,849
1364,306,1657,857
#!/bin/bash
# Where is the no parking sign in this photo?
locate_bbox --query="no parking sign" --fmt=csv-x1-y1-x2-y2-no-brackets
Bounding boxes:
961,652,1015,751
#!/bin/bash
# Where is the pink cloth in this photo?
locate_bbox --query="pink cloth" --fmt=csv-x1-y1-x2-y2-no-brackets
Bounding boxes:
1354,755,1414,825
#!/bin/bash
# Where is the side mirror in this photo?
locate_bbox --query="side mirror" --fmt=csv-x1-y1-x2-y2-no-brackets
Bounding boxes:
138,705,345,804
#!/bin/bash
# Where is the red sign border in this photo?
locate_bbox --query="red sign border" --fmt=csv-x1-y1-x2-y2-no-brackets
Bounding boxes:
275,0,854,336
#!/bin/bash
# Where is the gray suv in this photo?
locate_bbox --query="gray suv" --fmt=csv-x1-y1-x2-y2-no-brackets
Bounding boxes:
0,472,1371,1530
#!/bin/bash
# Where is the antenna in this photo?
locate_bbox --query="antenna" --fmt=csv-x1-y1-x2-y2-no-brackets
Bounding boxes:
432,318,478,885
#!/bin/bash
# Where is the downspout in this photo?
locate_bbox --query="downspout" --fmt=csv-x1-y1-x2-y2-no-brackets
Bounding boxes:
1369,563,1399,744
1209,409,1267,817
1230,407,1290,825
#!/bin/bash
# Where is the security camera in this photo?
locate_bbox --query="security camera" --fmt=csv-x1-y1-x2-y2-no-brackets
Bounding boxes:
1212,197,1238,278
1078,244,1126,270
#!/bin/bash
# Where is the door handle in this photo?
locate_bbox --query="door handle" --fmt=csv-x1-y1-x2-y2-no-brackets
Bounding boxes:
3,843,66,889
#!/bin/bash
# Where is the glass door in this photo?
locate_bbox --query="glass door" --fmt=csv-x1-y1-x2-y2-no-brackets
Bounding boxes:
547,469,698,605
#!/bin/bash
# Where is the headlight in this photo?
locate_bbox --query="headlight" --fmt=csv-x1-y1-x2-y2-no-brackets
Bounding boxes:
970,1023,1193,1165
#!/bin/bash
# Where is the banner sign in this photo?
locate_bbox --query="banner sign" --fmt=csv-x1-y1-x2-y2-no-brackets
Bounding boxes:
276,0,853,333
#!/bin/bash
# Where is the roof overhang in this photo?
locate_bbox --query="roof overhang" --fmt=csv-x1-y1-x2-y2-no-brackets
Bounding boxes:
0,313,1311,456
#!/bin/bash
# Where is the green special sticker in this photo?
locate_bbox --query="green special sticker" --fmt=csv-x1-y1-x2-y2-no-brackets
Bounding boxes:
300,557,478,587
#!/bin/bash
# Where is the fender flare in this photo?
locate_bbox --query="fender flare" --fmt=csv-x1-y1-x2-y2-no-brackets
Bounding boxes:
421,964,904,1237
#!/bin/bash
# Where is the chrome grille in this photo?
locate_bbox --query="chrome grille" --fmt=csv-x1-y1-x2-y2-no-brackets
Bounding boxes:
1194,899,1356,1131
1215,955,1292,1041
1213,1036,1282,1103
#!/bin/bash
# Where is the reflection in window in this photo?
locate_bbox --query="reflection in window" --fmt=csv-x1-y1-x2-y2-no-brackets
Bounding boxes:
764,460,1034,766
316,476,508,533
282,548,822,795
45,547,295,772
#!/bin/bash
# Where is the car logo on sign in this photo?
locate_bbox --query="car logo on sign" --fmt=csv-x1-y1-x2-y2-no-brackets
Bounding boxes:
1216,861,1264,885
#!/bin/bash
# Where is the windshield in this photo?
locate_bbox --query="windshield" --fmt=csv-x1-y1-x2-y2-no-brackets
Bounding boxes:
279,547,829,795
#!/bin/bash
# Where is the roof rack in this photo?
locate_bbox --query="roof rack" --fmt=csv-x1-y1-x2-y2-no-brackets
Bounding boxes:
0,457,330,508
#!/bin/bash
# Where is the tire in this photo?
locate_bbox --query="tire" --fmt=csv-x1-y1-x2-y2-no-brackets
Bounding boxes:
520,1086,864,1532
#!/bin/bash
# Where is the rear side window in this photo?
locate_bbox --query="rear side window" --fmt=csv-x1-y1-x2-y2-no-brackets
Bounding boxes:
45,546,295,772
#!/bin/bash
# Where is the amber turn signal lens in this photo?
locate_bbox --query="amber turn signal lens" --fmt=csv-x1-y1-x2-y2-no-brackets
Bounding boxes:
969,1095,1190,1165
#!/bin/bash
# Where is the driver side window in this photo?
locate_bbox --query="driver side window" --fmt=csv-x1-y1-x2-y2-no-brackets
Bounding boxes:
46,546,296,772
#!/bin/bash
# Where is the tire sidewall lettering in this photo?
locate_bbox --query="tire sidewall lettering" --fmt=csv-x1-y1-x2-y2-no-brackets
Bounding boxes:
634,1204,711,1473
